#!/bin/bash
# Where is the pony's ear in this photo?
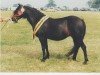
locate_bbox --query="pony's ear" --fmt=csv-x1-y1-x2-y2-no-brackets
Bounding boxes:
18,4,23,7
18,4,24,12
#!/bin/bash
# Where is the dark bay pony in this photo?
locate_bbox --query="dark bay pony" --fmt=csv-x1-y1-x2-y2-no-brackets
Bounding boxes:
11,4,88,64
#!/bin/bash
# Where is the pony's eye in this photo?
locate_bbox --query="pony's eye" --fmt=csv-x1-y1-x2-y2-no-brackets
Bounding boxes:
16,13,19,15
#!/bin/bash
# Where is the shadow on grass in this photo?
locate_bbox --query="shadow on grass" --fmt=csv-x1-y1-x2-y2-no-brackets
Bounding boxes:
14,48,72,61
13,49,40,59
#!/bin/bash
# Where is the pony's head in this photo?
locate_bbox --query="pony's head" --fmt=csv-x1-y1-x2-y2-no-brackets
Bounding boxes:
11,4,25,23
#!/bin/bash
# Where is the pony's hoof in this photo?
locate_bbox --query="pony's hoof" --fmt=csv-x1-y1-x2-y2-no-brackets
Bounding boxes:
41,59,45,62
72,58,76,61
65,54,70,59
67,57,72,60
66,55,72,60
83,61,88,65
47,56,49,59
67,57,70,60
65,54,69,57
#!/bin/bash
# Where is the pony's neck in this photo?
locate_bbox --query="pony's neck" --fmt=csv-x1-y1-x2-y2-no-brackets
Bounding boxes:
24,6,45,29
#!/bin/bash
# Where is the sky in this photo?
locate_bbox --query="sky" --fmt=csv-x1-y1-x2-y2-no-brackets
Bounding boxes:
0,0,90,8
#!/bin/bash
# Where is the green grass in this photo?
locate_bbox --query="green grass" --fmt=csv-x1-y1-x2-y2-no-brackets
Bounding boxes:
0,11,100,72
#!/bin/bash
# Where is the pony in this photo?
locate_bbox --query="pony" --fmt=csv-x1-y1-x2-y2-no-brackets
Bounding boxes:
11,4,88,64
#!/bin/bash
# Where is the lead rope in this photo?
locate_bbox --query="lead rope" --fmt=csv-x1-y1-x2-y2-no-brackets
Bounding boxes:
33,16,49,39
1,19,10,31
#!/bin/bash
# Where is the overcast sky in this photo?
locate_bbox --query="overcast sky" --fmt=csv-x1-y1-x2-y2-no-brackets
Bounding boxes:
1,0,89,8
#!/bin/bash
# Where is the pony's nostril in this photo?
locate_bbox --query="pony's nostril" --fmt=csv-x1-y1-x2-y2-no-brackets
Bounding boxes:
12,17,16,21
11,17,14,21
11,17,18,23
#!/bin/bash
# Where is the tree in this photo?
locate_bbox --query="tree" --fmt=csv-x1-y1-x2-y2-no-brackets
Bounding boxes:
63,6,68,11
88,0,100,10
88,0,92,8
73,7,78,11
46,0,57,8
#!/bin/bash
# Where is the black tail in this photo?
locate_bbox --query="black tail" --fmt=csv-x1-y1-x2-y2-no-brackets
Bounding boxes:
81,19,86,39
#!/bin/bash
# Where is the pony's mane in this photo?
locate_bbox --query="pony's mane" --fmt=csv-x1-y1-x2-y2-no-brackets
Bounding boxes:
24,6,45,16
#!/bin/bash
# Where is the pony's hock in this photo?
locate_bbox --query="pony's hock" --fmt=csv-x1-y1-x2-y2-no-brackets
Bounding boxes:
11,4,88,64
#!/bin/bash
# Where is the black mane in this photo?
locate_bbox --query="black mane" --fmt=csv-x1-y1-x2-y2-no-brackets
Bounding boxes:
24,6,45,19
23,6,45,28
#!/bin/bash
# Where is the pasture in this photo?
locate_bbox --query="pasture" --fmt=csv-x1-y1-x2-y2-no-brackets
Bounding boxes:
0,11,100,72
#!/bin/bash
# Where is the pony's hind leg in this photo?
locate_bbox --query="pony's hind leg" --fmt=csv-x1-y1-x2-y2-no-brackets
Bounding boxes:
81,41,88,64
66,36,82,61
66,37,78,59
72,41,80,61
66,46,74,59
72,38,88,64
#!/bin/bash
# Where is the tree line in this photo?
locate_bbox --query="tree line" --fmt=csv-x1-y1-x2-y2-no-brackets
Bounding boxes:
88,0,100,10
12,0,100,10
1,0,100,11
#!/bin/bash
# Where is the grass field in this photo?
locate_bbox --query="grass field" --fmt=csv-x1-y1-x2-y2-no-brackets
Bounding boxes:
0,11,100,72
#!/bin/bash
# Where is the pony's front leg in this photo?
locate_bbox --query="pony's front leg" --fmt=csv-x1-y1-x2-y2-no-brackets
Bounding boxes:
39,37,49,62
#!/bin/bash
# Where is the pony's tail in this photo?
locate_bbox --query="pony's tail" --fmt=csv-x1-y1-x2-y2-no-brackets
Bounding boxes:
81,19,86,39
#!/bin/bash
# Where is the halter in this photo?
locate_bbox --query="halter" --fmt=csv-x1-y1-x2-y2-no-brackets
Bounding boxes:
13,7,25,17
12,7,49,39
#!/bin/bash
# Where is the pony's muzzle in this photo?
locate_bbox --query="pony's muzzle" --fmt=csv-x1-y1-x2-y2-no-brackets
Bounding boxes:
11,17,18,23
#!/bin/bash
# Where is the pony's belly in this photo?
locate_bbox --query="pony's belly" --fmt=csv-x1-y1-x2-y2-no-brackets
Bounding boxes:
47,34,69,41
